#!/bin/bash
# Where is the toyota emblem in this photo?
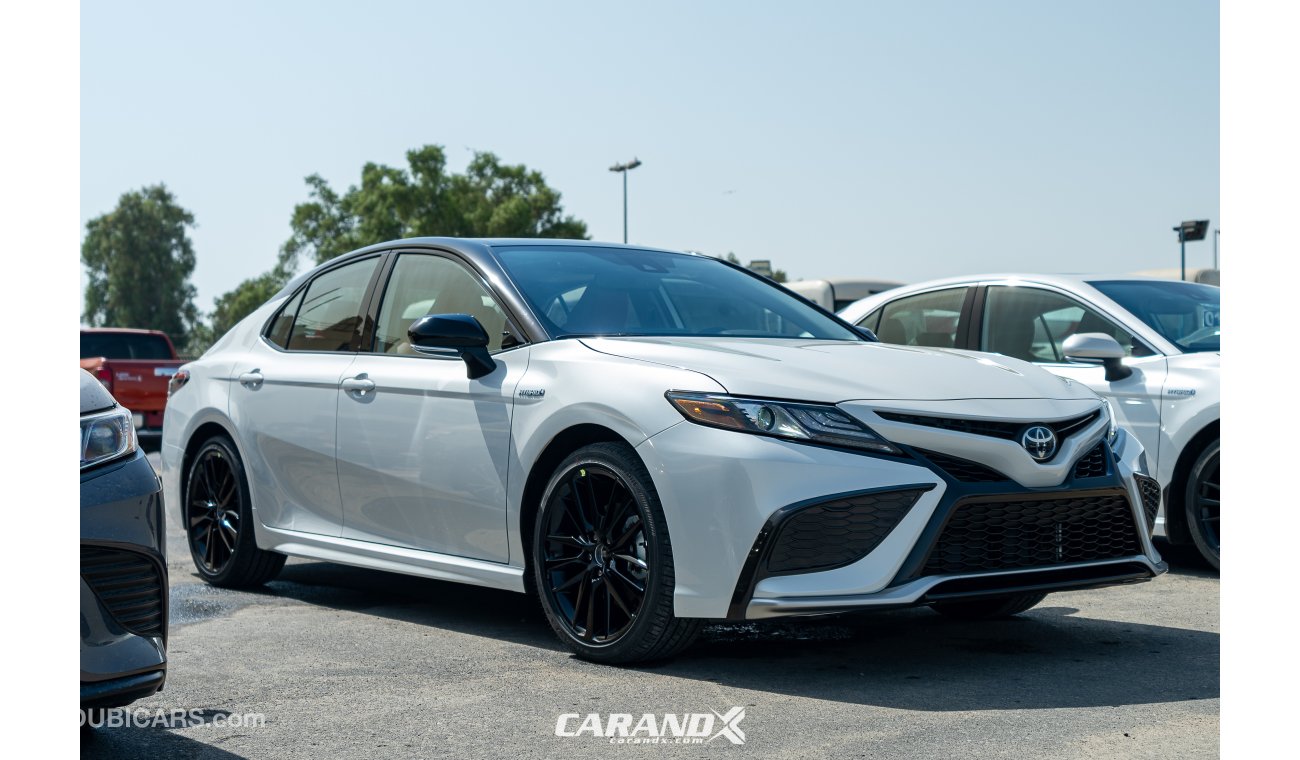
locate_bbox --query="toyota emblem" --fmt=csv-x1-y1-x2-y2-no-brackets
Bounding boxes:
1020,425,1057,461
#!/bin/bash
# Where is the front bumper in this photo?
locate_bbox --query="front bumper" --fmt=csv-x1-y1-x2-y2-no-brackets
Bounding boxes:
81,448,169,707
637,413,1165,621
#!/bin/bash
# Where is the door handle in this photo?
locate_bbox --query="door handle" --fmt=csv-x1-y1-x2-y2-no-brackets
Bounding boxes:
238,370,263,387
341,376,376,397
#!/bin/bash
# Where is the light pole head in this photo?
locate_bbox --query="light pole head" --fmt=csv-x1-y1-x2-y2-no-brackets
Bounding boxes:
1173,220,1210,242
609,158,643,173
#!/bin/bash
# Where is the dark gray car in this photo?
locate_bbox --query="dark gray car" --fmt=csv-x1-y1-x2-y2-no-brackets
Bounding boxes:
80,369,168,711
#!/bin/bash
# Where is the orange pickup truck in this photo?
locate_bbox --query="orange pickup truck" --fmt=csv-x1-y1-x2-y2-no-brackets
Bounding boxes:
80,328,185,442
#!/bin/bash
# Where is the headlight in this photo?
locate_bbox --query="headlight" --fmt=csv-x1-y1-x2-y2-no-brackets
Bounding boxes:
1102,399,1119,444
665,392,902,455
81,407,137,470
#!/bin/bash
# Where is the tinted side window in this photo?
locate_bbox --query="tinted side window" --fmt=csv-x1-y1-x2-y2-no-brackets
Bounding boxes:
373,254,511,354
981,286,1138,363
265,289,305,349
874,288,968,348
286,257,380,352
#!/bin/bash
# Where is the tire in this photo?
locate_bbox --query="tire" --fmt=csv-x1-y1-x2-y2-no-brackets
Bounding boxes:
1184,438,1220,570
184,435,286,588
930,592,1047,620
532,442,702,664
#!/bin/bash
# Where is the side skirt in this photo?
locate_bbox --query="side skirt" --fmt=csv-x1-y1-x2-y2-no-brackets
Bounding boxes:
261,526,527,593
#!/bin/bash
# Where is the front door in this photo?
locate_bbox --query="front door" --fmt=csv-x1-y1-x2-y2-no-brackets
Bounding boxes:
335,252,528,562
978,284,1167,467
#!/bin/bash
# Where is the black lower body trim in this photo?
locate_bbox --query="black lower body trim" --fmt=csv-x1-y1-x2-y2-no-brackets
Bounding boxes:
81,669,166,709
922,561,1157,602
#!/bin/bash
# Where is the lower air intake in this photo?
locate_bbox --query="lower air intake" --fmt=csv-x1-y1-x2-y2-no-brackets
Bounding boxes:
923,491,1141,575
1135,474,1161,532
81,546,166,637
767,488,928,574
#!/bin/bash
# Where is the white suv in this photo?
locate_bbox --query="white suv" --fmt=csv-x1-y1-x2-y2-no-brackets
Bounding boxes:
841,275,1220,568
163,241,1166,663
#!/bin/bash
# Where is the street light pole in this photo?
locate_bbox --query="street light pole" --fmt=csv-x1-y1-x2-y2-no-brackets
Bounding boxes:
609,158,642,244
1172,220,1210,282
1179,228,1187,281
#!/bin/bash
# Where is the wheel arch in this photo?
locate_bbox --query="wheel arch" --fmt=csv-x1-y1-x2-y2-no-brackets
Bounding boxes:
181,421,240,491
1163,418,1220,544
517,423,636,591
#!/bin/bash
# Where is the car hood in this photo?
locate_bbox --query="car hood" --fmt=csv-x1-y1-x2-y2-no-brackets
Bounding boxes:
580,337,1098,402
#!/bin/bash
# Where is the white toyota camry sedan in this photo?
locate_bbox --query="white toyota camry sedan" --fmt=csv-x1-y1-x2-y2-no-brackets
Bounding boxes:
162,240,1165,663
839,274,1220,569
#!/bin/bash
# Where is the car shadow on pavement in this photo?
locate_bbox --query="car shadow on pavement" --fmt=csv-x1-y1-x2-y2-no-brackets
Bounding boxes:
260,561,566,652
673,602,1218,712
82,723,249,759
247,559,1216,713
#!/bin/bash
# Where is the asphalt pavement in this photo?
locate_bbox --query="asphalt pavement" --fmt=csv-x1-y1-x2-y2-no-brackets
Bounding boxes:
81,453,1219,759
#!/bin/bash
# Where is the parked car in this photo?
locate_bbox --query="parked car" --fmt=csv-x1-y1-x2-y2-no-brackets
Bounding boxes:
163,239,1165,664
81,369,168,715
840,275,1220,568
81,328,186,445
784,277,904,312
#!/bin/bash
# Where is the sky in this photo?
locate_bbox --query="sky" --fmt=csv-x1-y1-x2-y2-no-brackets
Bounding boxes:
81,0,1219,315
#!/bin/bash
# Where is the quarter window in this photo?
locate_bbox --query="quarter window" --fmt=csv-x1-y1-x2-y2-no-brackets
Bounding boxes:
285,257,380,352
873,288,968,348
372,254,512,354
265,288,305,349
981,286,1140,363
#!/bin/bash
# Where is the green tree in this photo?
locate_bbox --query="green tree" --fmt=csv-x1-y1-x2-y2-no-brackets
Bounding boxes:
191,146,589,354
278,144,587,271
211,270,289,338
82,184,200,346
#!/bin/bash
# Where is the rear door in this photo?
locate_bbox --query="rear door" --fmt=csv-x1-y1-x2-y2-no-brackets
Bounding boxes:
228,254,383,536
854,286,973,349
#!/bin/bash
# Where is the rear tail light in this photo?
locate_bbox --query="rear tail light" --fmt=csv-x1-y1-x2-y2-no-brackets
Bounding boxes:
167,368,190,397
95,366,113,394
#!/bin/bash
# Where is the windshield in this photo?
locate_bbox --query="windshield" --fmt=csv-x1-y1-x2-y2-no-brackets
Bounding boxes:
1088,280,1220,353
495,246,861,341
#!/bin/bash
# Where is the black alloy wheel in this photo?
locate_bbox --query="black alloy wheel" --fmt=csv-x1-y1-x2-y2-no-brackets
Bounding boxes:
184,435,285,587
541,462,648,644
533,443,701,663
1185,438,1220,570
188,446,241,574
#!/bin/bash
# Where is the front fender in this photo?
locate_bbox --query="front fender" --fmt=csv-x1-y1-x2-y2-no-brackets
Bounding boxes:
502,341,725,568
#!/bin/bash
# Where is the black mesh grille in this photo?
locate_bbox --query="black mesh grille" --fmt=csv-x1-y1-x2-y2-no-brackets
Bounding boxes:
923,492,1141,575
1135,474,1161,532
1073,443,1109,479
877,410,1100,442
918,450,1010,483
767,489,927,574
81,547,165,637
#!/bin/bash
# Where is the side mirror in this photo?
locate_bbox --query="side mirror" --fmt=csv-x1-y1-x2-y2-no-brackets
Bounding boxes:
1062,332,1132,382
408,314,496,379
855,326,880,342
